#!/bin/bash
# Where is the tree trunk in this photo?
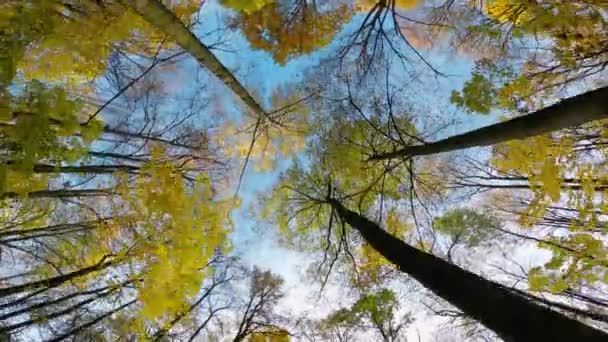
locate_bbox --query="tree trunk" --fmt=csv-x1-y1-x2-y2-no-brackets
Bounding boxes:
0,293,106,333
0,221,100,238
0,281,130,322
369,86,608,160
103,126,198,150
46,299,137,342
452,182,608,192
0,188,113,200
0,257,114,298
328,199,608,341
123,0,266,118
89,150,146,163
29,164,139,174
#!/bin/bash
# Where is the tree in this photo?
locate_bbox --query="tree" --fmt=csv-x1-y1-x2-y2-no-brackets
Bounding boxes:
228,0,353,65
326,196,608,341
0,25,235,339
265,143,608,340
441,111,608,296
369,85,608,160
319,288,411,342
264,116,608,338
124,0,268,118
233,268,288,342
2,0,201,86
449,0,608,114
4,0,608,340
433,209,499,262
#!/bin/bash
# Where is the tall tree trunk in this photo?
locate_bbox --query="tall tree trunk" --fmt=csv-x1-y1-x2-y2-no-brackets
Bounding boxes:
0,221,100,238
0,257,114,298
452,182,608,191
0,188,113,200
369,86,608,160
328,199,608,341
46,299,137,342
103,126,199,150
28,164,139,174
89,150,146,163
123,0,266,118
0,281,131,322
0,292,109,333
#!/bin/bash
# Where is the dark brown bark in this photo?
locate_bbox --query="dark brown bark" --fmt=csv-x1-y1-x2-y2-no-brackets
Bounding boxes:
369,86,608,160
329,199,608,341
452,182,608,191
454,176,608,191
5,161,138,174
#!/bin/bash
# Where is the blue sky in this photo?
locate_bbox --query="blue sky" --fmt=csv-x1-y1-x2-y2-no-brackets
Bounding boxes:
177,1,518,338
191,0,485,284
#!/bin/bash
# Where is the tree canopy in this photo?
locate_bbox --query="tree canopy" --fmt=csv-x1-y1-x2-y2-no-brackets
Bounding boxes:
1,0,607,341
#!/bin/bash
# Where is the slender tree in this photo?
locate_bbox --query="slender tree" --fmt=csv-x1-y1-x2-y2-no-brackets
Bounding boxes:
233,268,286,342
326,197,608,341
369,85,608,160
123,0,267,118
319,288,411,342
0,256,114,299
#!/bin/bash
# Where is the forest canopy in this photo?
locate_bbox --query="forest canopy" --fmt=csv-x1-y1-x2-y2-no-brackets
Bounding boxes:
0,0,607,341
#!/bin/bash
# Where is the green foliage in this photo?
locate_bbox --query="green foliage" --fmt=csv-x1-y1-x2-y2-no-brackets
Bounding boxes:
453,0,607,114
0,1,55,86
527,232,608,294
450,73,497,114
0,81,102,195
322,289,399,328
450,59,532,114
2,0,202,85
433,209,499,248
262,114,417,249
320,288,410,340
116,146,233,320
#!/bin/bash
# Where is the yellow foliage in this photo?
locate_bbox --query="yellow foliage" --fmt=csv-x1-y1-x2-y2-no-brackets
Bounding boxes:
216,91,310,172
490,121,608,290
14,0,202,85
491,135,572,226
484,0,532,25
116,145,233,319
249,331,290,342
238,3,353,64
355,0,420,12
221,0,275,13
